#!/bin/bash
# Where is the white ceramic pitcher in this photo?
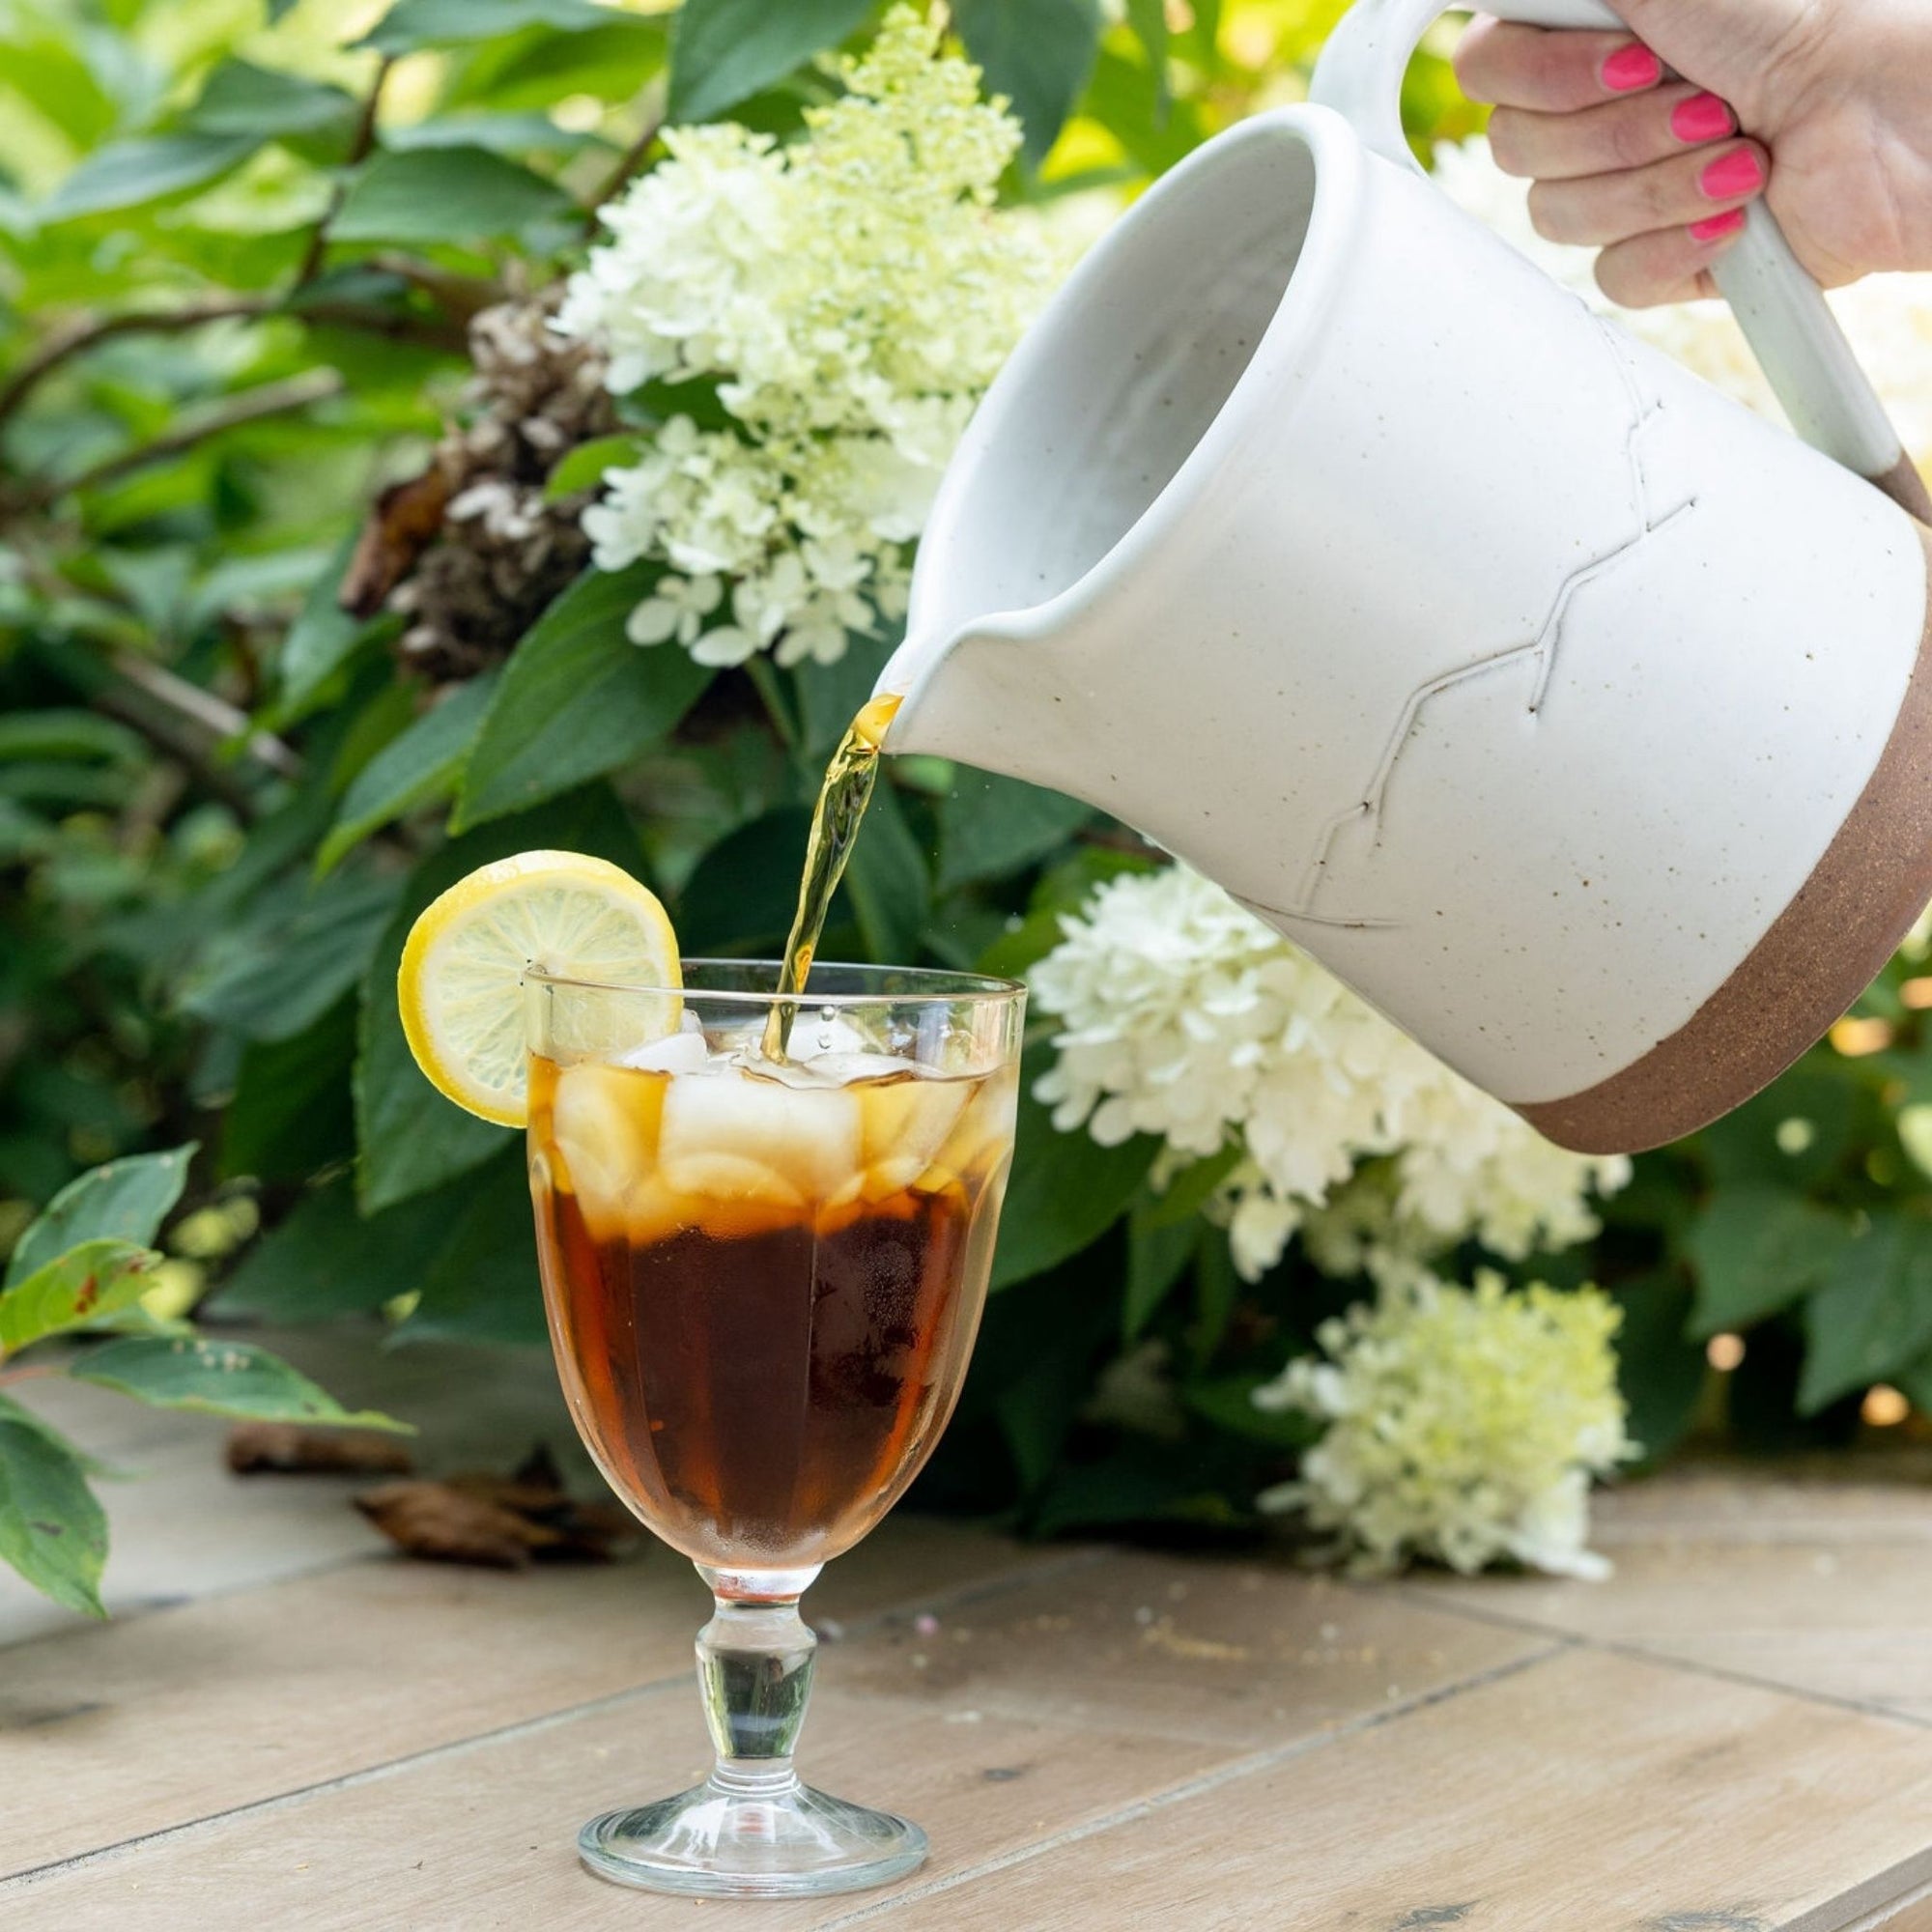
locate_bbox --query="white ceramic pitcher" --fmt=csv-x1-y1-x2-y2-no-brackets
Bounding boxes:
875,0,1932,1155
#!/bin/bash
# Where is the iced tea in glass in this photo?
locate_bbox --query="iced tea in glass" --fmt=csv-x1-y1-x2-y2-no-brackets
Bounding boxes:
526,961,1023,1897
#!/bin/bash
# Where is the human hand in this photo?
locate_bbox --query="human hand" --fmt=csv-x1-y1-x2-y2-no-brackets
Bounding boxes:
1454,1,1932,305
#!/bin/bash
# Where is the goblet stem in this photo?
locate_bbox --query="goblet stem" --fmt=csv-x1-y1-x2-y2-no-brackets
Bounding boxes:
695,1564,823,1795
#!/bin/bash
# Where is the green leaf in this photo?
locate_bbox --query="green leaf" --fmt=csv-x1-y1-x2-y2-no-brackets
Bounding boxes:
181,870,403,1044
1188,1229,1239,1367
975,906,1068,982
40,133,259,221
399,1149,546,1345
221,997,357,1184
1611,1269,1708,1464
843,781,929,966
1685,1186,1854,1337
360,0,639,54
1123,1199,1196,1339
668,0,875,125
0,1415,107,1618
70,1337,412,1432
1799,1211,1932,1414
678,808,812,954
385,112,607,156
454,568,713,831
8,1146,195,1289
441,19,668,112
1696,1062,1860,1191
215,1177,464,1321
278,536,391,720
355,785,640,1213
1181,1374,1315,1448
937,770,1094,893
1030,1445,1245,1538
0,710,144,764
543,434,646,500
331,147,574,244
185,60,359,141
0,1391,115,1477
1123,0,1171,114
318,671,499,876
991,1048,1158,1289
953,0,1103,167
794,632,895,759
0,1241,159,1356
1141,1143,1242,1229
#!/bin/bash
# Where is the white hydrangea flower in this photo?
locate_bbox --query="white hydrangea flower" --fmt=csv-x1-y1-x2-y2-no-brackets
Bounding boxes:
1029,864,1630,1281
1435,135,1932,462
557,8,1063,668
1252,1269,1636,1578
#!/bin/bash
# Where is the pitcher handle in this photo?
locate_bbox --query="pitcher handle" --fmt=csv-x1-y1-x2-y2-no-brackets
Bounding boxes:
1309,0,1932,521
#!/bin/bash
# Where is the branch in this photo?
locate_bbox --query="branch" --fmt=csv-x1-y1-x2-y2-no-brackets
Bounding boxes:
108,650,303,780
0,297,271,428
296,55,395,288
294,298,469,355
365,254,503,327
583,98,667,224
12,368,346,512
85,685,261,819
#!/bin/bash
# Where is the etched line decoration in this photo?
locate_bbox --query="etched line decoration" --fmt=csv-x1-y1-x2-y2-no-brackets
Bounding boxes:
1281,316,1698,928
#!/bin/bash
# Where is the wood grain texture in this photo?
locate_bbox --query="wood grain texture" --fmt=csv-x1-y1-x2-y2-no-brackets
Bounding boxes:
837,1649,1932,1932
8,1338,1932,1930
9,1690,1237,1932
0,1516,1053,1881
1406,1535,1932,1721
820,1548,1547,1747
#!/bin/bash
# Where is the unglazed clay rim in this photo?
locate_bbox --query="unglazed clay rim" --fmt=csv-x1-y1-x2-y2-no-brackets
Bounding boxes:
1518,520,1932,1154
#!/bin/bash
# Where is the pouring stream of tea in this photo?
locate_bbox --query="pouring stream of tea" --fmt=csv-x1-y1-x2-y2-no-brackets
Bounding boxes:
762,690,903,1060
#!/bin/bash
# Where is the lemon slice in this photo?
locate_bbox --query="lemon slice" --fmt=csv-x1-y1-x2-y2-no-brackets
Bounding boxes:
398,850,680,1126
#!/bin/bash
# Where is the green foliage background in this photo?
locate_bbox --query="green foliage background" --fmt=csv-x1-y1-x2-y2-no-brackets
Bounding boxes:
0,0,1918,1545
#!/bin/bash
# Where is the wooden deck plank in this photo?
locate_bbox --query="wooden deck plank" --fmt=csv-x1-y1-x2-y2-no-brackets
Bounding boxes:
1589,1458,1932,1547
827,1648,1932,1932
820,1547,1548,1747
0,1518,1056,1880
1406,1539,1932,1721
6,1689,1239,1932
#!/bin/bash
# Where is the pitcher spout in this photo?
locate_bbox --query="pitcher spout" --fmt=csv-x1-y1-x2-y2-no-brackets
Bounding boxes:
874,610,1104,800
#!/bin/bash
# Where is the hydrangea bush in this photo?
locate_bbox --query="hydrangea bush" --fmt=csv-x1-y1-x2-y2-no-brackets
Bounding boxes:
1030,863,1630,1283
7,2,1932,1600
1254,1270,1635,1578
557,10,1060,668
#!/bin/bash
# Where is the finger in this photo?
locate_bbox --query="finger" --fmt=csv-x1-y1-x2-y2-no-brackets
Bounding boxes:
1528,137,1769,248
1594,215,1746,307
1454,17,1663,112
1489,85,1738,184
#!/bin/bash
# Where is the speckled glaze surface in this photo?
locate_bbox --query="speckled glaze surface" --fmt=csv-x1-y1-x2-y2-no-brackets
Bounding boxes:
1520,526,1932,1151
879,104,1932,1154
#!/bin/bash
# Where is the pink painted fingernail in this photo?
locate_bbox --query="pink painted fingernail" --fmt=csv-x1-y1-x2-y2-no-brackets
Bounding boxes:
1699,148,1765,200
1602,43,1662,93
1670,92,1736,144
1689,208,1747,244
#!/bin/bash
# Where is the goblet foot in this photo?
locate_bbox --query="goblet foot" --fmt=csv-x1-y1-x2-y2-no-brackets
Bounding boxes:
578,1774,928,1898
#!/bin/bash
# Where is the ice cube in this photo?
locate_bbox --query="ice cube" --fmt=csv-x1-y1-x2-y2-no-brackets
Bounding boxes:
551,1063,656,1240
658,1063,861,1202
934,1068,1020,1183
858,1068,972,1175
618,1030,712,1075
